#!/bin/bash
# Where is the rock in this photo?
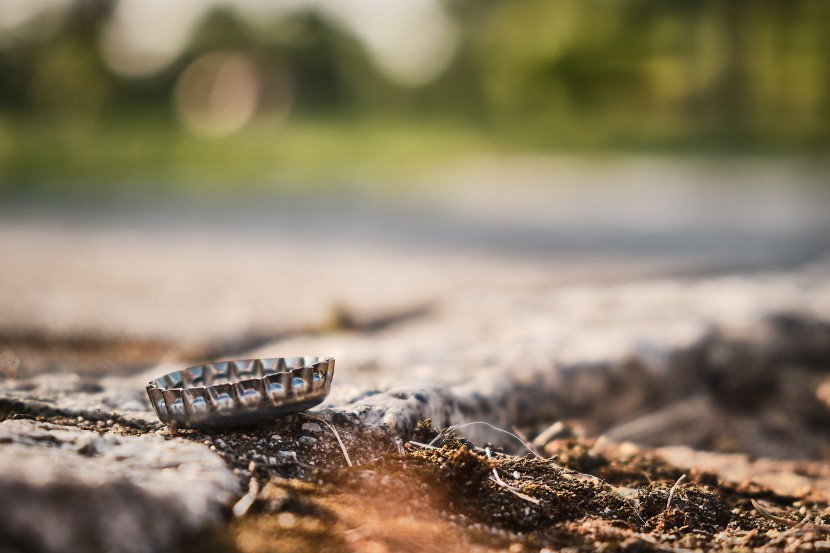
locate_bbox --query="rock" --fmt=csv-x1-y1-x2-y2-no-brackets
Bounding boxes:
3,265,830,455
0,419,239,553
277,450,298,462
0,371,159,427
301,422,321,433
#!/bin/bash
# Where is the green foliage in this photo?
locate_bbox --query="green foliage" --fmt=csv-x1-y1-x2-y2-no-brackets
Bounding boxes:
0,114,496,195
469,0,830,148
0,0,828,188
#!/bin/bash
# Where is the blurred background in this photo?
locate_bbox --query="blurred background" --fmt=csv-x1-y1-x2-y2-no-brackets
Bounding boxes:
1,0,830,369
0,0,829,191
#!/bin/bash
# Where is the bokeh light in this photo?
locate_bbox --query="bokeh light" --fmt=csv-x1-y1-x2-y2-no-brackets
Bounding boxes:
174,52,262,137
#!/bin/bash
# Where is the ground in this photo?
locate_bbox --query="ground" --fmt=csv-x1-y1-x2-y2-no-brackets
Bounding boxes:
1,157,830,552
162,421,830,552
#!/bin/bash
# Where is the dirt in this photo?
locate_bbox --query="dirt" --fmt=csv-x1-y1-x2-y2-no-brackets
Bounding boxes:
0,397,161,435
4,383,830,552
171,412,395,484
4,314,830,552
180,420,830,553
7,393,829,552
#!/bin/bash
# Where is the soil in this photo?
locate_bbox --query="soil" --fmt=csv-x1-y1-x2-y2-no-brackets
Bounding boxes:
4,314,830,552
183,420,830,553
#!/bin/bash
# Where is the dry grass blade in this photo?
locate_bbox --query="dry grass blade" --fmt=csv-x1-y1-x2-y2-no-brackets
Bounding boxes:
666,473,686,510
512,425,542,457
441,421,543,458
771,512,814,546
489,469,541,505
752,500,830,538
304,413,353,467
751,500,800,528
752,499,798,528
483,442,540,505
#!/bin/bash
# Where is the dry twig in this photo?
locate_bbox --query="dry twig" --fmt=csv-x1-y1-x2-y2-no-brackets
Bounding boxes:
407,440,439,450
232,477,259,518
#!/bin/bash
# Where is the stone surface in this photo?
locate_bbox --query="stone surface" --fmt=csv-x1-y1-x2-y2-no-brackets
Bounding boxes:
0,419,238,553
2,262,829,465
301,422,321,433
3,261,830,448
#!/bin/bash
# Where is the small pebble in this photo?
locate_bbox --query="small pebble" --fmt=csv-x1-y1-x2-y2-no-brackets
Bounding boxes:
278,450,298,461
301,422,321,433
271,434,282,441
299,436,317,445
